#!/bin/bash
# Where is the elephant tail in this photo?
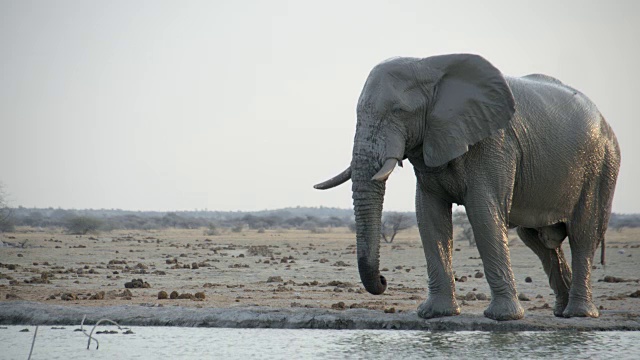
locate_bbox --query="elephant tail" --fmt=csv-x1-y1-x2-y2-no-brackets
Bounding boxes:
600,236,605,267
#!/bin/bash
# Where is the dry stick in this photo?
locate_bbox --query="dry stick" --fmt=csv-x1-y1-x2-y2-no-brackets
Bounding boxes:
87,318,123,350
27,325,38,360
80,315,99,350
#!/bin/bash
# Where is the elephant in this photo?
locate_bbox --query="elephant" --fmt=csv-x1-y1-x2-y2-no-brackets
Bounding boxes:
314,54,620,321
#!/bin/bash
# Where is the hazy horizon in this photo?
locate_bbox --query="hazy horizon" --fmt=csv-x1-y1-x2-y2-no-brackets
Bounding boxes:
2,1,639,213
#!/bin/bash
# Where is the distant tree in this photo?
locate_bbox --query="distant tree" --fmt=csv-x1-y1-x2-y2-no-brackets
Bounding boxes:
64,216,102,235
609,213,640,232
381,213,413,243
0,183,14,232
453,210,475,246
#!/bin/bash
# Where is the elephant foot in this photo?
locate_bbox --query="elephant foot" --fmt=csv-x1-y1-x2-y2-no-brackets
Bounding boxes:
562,298,599,318
417,294,460,319
553,294,569,317
484,295,524,321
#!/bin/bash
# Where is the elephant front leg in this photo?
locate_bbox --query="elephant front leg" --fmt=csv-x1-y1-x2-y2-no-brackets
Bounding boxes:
467,203,524,321
415,185,460,319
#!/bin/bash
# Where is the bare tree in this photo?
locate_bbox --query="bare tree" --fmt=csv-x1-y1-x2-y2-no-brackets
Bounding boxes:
0,183,13,232
381,213,413,243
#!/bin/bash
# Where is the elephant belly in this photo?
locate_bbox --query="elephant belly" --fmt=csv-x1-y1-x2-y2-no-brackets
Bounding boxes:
508,186,577,229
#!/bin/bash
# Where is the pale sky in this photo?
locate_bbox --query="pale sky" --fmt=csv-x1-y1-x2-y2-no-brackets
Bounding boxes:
1,0,639,213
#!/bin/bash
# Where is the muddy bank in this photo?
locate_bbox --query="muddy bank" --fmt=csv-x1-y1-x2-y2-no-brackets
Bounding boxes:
1,301,638,331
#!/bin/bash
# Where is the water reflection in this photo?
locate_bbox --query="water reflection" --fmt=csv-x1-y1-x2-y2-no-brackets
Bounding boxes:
0,326,636,359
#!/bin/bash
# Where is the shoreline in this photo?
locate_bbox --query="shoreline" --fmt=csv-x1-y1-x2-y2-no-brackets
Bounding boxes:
1,301,639,331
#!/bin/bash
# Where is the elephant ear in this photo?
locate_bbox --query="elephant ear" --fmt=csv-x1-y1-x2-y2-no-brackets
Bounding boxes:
419,54,516,167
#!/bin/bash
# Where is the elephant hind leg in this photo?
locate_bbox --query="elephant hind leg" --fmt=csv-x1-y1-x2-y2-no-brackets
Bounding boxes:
564,177,616,317
517,226,571,317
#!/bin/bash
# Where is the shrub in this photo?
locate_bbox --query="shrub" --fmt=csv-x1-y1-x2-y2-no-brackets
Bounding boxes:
65,216,103,235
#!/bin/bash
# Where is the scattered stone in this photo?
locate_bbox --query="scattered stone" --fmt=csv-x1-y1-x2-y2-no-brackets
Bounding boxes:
474,271,484,279
326,280,353,288
464,292,477,301
331,301,346,310
5,293,21,300
518,293,531,301
124,278,150,288
267,276,283,283
169,291,179,299
476,293,488,300
600,275,628,283
177,293,193,299
629,290,640,298
457,276,467,283
19,328,29,332
525,276,532,283
194,292,205,300
535,294,544,299
319,258,329,263
384,307,396,313
89,291,105,300
332,261,349,267
246,246,273,257
527,303,551,311
158,291,168,299
191,262,199,269
61,293,77,301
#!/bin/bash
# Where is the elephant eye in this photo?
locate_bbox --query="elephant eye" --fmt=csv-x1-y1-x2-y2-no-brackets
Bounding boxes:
391,106,404,116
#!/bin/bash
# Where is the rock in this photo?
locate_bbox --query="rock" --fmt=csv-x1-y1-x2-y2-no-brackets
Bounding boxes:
601,275,626,283
267,276,283,283
61,293,77,301
5,293,21,300
476,293,488,300
384,307,396,313
169,291,179,299
89,291,105,300
525,276,532,283
332,261,349,267
331,301,346,310
464,292,477,301
158,291,168,299
629,290,640,298
177,293,193,299
194,292,205,300
246,245,273,257
124,278,150,288
518,293,531,301
474,271,484,278
535,294,544,299
191,262,199,269
457,276,467,283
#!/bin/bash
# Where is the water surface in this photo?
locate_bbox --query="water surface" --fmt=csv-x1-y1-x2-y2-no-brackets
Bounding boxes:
1,326,637,359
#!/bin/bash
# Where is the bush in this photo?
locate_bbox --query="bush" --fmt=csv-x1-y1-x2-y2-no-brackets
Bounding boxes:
65,216,103,235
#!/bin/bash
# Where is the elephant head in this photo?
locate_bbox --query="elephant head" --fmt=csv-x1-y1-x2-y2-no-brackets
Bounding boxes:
315,54,516,295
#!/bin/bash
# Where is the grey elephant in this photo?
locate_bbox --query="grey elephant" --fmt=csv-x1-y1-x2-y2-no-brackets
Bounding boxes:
315,54,620,321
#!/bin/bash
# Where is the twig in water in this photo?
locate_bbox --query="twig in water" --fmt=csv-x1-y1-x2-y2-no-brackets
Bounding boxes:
27,326,38,360
80,315,99,350
87,318,122,350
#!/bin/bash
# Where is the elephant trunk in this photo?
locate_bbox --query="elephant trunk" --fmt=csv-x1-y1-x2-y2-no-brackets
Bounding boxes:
352,157,387,295
351,129,404,295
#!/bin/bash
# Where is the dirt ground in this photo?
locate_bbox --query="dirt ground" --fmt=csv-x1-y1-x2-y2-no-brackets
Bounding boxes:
1,226,639,317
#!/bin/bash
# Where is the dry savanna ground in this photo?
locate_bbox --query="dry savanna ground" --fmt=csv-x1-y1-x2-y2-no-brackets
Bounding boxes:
1,226,639,316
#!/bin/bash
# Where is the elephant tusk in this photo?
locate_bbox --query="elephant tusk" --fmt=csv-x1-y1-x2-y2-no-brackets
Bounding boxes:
371,158,398,182
314,166,352,190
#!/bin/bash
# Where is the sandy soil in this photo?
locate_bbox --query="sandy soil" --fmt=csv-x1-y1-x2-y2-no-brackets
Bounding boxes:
1,226,639,320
